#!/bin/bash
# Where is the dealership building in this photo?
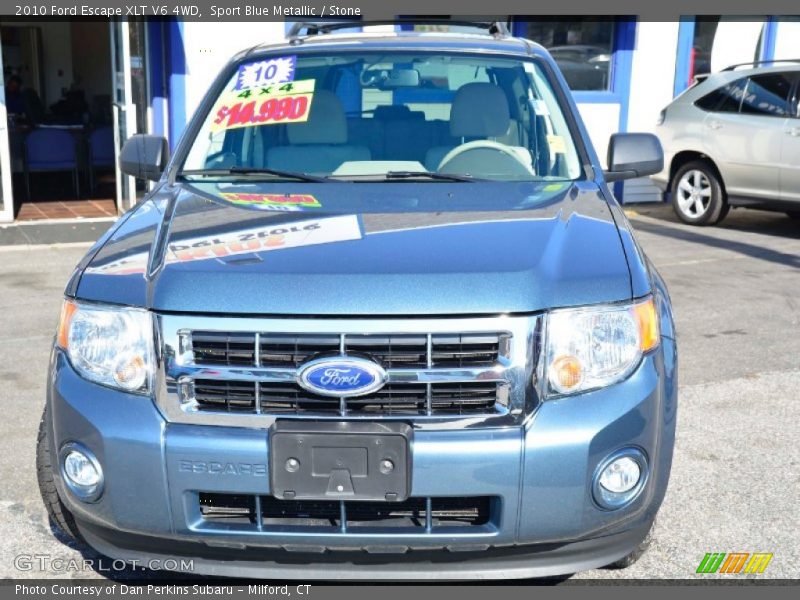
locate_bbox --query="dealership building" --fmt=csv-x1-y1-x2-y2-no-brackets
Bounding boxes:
1,16,799,221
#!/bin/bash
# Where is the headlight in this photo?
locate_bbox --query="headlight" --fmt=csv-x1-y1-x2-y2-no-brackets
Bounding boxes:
56,300,155,394
544,296,658,396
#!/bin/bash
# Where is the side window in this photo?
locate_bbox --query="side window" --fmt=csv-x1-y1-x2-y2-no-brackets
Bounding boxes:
740,73,793,117
789,71,800,119
695,78,747,113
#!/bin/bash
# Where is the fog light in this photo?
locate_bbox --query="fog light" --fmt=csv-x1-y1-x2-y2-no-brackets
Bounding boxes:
599,457,640,493
64,451,100,487
593,448,647,510
60,443,103,502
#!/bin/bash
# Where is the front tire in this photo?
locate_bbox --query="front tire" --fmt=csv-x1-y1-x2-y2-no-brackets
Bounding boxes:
36,408,85,543
670,161,727,225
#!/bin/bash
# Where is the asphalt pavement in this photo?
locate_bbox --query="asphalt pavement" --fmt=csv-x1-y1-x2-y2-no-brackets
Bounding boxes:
0,204,798,581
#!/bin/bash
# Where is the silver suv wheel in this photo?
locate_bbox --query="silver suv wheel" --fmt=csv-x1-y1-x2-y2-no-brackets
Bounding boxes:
670,160,728,226
676,170,711,218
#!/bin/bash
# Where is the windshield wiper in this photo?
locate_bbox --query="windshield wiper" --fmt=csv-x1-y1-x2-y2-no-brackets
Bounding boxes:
381,171,483,182
180,167,333,183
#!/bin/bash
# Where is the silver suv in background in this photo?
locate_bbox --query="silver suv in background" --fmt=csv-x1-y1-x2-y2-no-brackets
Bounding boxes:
652,61,800,225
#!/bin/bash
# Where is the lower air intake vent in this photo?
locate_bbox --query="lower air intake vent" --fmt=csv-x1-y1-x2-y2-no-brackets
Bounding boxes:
198,493,494,531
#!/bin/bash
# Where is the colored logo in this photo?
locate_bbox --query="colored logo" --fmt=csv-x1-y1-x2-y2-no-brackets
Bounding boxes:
696,552,773,574
220,192,321,211
297,357,386,398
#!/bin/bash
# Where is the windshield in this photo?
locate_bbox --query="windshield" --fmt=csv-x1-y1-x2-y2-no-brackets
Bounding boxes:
182,52,583,182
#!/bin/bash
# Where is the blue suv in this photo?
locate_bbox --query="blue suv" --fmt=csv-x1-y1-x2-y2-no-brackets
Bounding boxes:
38,21,677,580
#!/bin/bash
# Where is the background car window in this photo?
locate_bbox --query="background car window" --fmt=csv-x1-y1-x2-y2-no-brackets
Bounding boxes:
740,73,793,117
517,19,614,91
786,71,800,119
793,72,800,118
695,78,747,112
688,17,763,81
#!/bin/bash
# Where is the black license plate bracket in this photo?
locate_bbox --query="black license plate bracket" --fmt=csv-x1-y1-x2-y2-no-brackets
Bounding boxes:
269,421,411,502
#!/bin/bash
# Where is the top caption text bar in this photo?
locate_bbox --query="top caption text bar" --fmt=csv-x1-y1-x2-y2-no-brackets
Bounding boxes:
2,1,800,21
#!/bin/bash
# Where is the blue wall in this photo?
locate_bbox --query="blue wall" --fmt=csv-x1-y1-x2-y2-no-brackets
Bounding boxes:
761,17,778,63
147,20,168,139
166,18,187,149
673,18,696,97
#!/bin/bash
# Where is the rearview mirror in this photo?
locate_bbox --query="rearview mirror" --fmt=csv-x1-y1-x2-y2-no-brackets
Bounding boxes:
604,133,663,182
361,68,421,90
119,134,169,181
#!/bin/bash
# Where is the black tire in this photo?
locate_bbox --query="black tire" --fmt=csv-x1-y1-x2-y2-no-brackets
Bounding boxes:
718,203,732,222
604,519,655,570
36,408,85,543
786,211,800,220
670,160,728,226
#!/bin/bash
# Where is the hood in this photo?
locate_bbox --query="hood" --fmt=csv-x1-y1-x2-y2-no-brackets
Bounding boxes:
77,180,635,315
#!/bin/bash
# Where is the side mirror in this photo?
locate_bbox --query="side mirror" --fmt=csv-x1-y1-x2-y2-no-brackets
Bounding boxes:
119,134,169,181
604,133,663,182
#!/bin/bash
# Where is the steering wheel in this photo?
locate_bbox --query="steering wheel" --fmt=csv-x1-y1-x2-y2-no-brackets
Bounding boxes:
437,140,533,175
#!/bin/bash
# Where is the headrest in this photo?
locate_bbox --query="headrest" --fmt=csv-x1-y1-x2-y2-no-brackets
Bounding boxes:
449,83,511,138
287,90,347,145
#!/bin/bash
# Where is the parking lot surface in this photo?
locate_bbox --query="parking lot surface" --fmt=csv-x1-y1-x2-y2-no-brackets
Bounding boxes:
0,204,798,580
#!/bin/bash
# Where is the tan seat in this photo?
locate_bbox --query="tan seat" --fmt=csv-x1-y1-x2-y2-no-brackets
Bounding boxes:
268,90,370,174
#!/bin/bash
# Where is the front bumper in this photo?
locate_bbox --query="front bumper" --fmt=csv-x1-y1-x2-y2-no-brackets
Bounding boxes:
77,518,654,580
47,337,677,579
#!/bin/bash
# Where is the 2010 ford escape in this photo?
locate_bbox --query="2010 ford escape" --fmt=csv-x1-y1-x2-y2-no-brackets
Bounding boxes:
37,21,677,580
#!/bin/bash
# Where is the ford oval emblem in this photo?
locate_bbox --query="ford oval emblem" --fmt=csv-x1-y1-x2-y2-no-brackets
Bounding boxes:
297,357,387,398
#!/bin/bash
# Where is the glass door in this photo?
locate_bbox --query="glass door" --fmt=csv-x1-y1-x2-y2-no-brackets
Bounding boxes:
111,19,136,212
0,42,15,222
110,19,150,213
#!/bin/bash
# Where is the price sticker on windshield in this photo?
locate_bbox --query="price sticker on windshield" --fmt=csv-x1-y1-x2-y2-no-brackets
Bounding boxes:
546,134,567,154
220,192,322,211
235,56,296,90
210,79,315,132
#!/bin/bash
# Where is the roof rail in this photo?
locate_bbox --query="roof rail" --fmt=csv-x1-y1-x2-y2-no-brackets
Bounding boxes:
287,19,510,42
721,58,800,71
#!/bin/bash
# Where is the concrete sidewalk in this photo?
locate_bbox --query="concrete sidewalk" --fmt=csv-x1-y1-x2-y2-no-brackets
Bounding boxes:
0,219,115,247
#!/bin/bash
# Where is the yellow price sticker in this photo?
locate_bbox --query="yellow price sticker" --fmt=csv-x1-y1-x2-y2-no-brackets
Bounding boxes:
210,79,316,132
546,134,567,154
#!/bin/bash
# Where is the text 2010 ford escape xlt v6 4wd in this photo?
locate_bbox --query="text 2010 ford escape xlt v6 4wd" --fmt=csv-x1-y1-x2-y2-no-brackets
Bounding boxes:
38,21,677,580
